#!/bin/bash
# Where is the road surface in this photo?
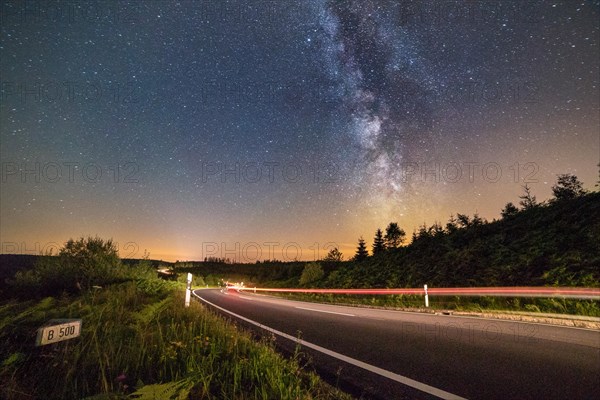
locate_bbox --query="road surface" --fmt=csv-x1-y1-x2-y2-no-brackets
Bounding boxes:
193,289,600,399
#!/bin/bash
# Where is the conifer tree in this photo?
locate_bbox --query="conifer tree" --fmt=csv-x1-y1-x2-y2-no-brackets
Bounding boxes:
501,202,519,218
354,236,369,261
372,229,386,255
519,184,537,209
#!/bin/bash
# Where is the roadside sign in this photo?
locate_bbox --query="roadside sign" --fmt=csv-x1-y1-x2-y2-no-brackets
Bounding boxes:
36,319,82,346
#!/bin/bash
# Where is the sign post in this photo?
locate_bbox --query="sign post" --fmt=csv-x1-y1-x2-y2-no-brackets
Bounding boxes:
36,319,82,346
424,284,429,308
185,273,192,307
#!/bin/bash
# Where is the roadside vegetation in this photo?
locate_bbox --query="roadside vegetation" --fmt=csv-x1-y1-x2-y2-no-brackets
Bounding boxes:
261,292,600,317
0,238,351,400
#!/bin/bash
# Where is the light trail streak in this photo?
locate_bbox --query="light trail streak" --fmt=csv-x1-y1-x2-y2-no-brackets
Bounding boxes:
225,284,600,300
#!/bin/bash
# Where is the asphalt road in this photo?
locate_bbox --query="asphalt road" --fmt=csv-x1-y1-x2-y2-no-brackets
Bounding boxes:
193,289,600,400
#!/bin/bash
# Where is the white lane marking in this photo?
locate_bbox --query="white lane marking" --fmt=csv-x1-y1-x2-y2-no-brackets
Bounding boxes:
295,306,355,317
193,291,468,400
238,295,255,301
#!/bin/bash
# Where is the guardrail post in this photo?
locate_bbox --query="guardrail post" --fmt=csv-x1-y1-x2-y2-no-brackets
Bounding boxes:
424,284,429,308
185,273,192,307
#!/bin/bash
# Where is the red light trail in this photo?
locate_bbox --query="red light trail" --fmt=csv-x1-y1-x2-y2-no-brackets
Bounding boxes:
224,283,600,300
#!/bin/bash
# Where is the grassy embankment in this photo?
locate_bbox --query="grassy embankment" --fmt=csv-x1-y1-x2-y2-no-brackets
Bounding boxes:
0,241,351,400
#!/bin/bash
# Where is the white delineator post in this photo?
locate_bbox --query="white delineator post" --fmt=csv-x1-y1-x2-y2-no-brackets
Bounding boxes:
185,273,192,307
424,284,429,308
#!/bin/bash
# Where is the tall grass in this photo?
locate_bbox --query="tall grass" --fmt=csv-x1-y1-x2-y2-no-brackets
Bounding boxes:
0,282,351,399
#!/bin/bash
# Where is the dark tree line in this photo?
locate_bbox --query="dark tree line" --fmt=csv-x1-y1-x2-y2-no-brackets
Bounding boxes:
355,173,590,261
353,222,407,260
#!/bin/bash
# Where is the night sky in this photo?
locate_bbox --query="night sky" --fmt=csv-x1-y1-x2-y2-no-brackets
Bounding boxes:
1,1,599,262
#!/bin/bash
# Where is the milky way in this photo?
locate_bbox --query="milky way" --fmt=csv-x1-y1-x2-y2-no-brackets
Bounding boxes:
311,0,447,217
1,1,598,260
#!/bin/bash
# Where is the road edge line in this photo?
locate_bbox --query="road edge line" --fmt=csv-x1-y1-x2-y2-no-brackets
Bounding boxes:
192,290,468,400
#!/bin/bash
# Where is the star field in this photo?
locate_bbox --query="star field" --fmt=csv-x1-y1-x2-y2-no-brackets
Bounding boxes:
1,1,598,261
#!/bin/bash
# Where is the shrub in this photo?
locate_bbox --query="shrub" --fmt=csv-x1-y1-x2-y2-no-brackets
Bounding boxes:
9,237,129,297
299,262,324,286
